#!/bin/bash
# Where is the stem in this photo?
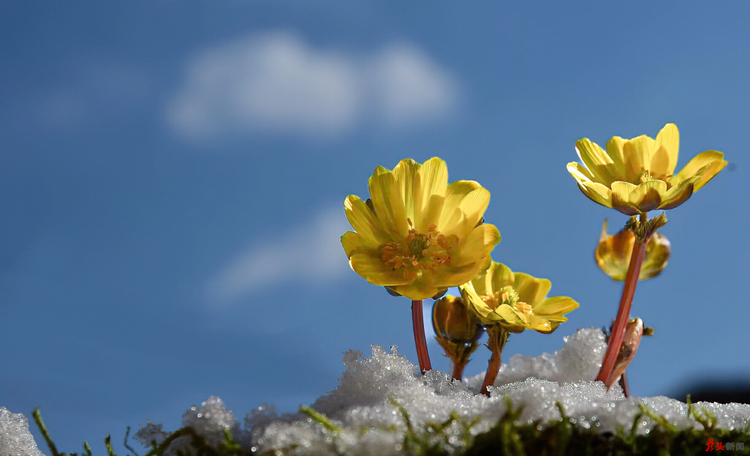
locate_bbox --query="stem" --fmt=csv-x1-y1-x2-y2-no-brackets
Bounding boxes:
596,229,649,388
450,343,477,381
481,327,509,396
412,299,432,373
452,360,465,382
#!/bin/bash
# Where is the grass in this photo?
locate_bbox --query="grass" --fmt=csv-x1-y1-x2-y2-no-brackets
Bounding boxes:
32,396,750,456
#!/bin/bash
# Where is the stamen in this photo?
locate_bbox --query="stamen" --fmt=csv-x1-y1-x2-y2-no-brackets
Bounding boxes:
378,225,453,278
515,301,533,315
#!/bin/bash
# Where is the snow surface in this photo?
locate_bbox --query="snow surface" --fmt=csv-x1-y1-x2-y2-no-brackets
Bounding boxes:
4,328,750,455
0,407,44,456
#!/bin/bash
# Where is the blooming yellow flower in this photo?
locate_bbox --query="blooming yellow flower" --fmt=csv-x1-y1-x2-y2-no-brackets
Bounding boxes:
342,157,501,301
459,262,578,334
567,123,727,215
595,219,671,281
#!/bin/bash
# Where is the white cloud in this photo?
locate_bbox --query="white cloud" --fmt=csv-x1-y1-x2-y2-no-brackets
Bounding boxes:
204,205,351,305
368,43,459,126
167,31,458,141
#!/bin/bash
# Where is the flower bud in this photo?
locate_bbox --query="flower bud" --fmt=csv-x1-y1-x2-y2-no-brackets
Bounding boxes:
432,295,484,381
595,219,671,281
605,318,650,388
432,295,483,344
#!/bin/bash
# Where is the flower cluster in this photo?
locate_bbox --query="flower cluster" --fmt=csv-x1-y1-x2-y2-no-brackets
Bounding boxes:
341,124,725,396
342,157,577,393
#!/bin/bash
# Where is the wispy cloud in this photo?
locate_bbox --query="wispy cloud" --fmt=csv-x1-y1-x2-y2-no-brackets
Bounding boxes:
166,30,459,141
204,205,351,305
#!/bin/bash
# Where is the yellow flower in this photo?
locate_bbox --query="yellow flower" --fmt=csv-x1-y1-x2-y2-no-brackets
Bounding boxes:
459,262,578,334
595,219,671,281
342,157,501,301
567,123,727,215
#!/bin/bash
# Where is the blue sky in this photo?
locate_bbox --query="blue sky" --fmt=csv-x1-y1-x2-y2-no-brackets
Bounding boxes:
2,1,749,452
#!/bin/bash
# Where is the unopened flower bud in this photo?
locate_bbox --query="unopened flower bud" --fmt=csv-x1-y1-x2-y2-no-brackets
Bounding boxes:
605,317,651,388
432,295,484,381
595,219,671,281
432,295,483,344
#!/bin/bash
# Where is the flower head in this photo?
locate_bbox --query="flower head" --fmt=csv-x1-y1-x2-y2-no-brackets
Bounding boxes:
459,262,578,334
567,123,727,215
342,157,501,300
595,219,671,281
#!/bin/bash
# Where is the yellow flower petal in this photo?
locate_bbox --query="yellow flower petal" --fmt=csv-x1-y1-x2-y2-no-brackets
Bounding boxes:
575,138,616,184
535,296,579,318
649,145,671,180
512,273,551,307
674,150,727,191
526,314,553,333
349,254,413,286
443,183,490,238
459,281,496,322
486,262,514,295
658,178,695,210
576,181,613,208
391,274,445,301
604,136,628,174
344,195,389,246
417,193,447,233
566,161,593,184
368,171,410,237
431,260,491,290
392,158,420,221
341,231,366,258
621,135,652,180
437,180,484,233
452,224,501,267
654,123,679,176
631,180,667,211
414,157,448,223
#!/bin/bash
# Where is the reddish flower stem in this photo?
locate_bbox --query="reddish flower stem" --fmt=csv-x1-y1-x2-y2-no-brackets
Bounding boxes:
596,235,649,388
481,352,501,396
452,361,465,382
481,327,509,396
412,300,432,373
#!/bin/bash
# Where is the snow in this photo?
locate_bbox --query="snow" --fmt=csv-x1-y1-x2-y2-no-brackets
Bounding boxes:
4,328,749,455
0,408,44,456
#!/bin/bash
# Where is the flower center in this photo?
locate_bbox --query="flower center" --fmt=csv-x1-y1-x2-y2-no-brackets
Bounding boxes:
483,286,534,317
482,286,521,310
379,220,452,279
639,169,673,188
